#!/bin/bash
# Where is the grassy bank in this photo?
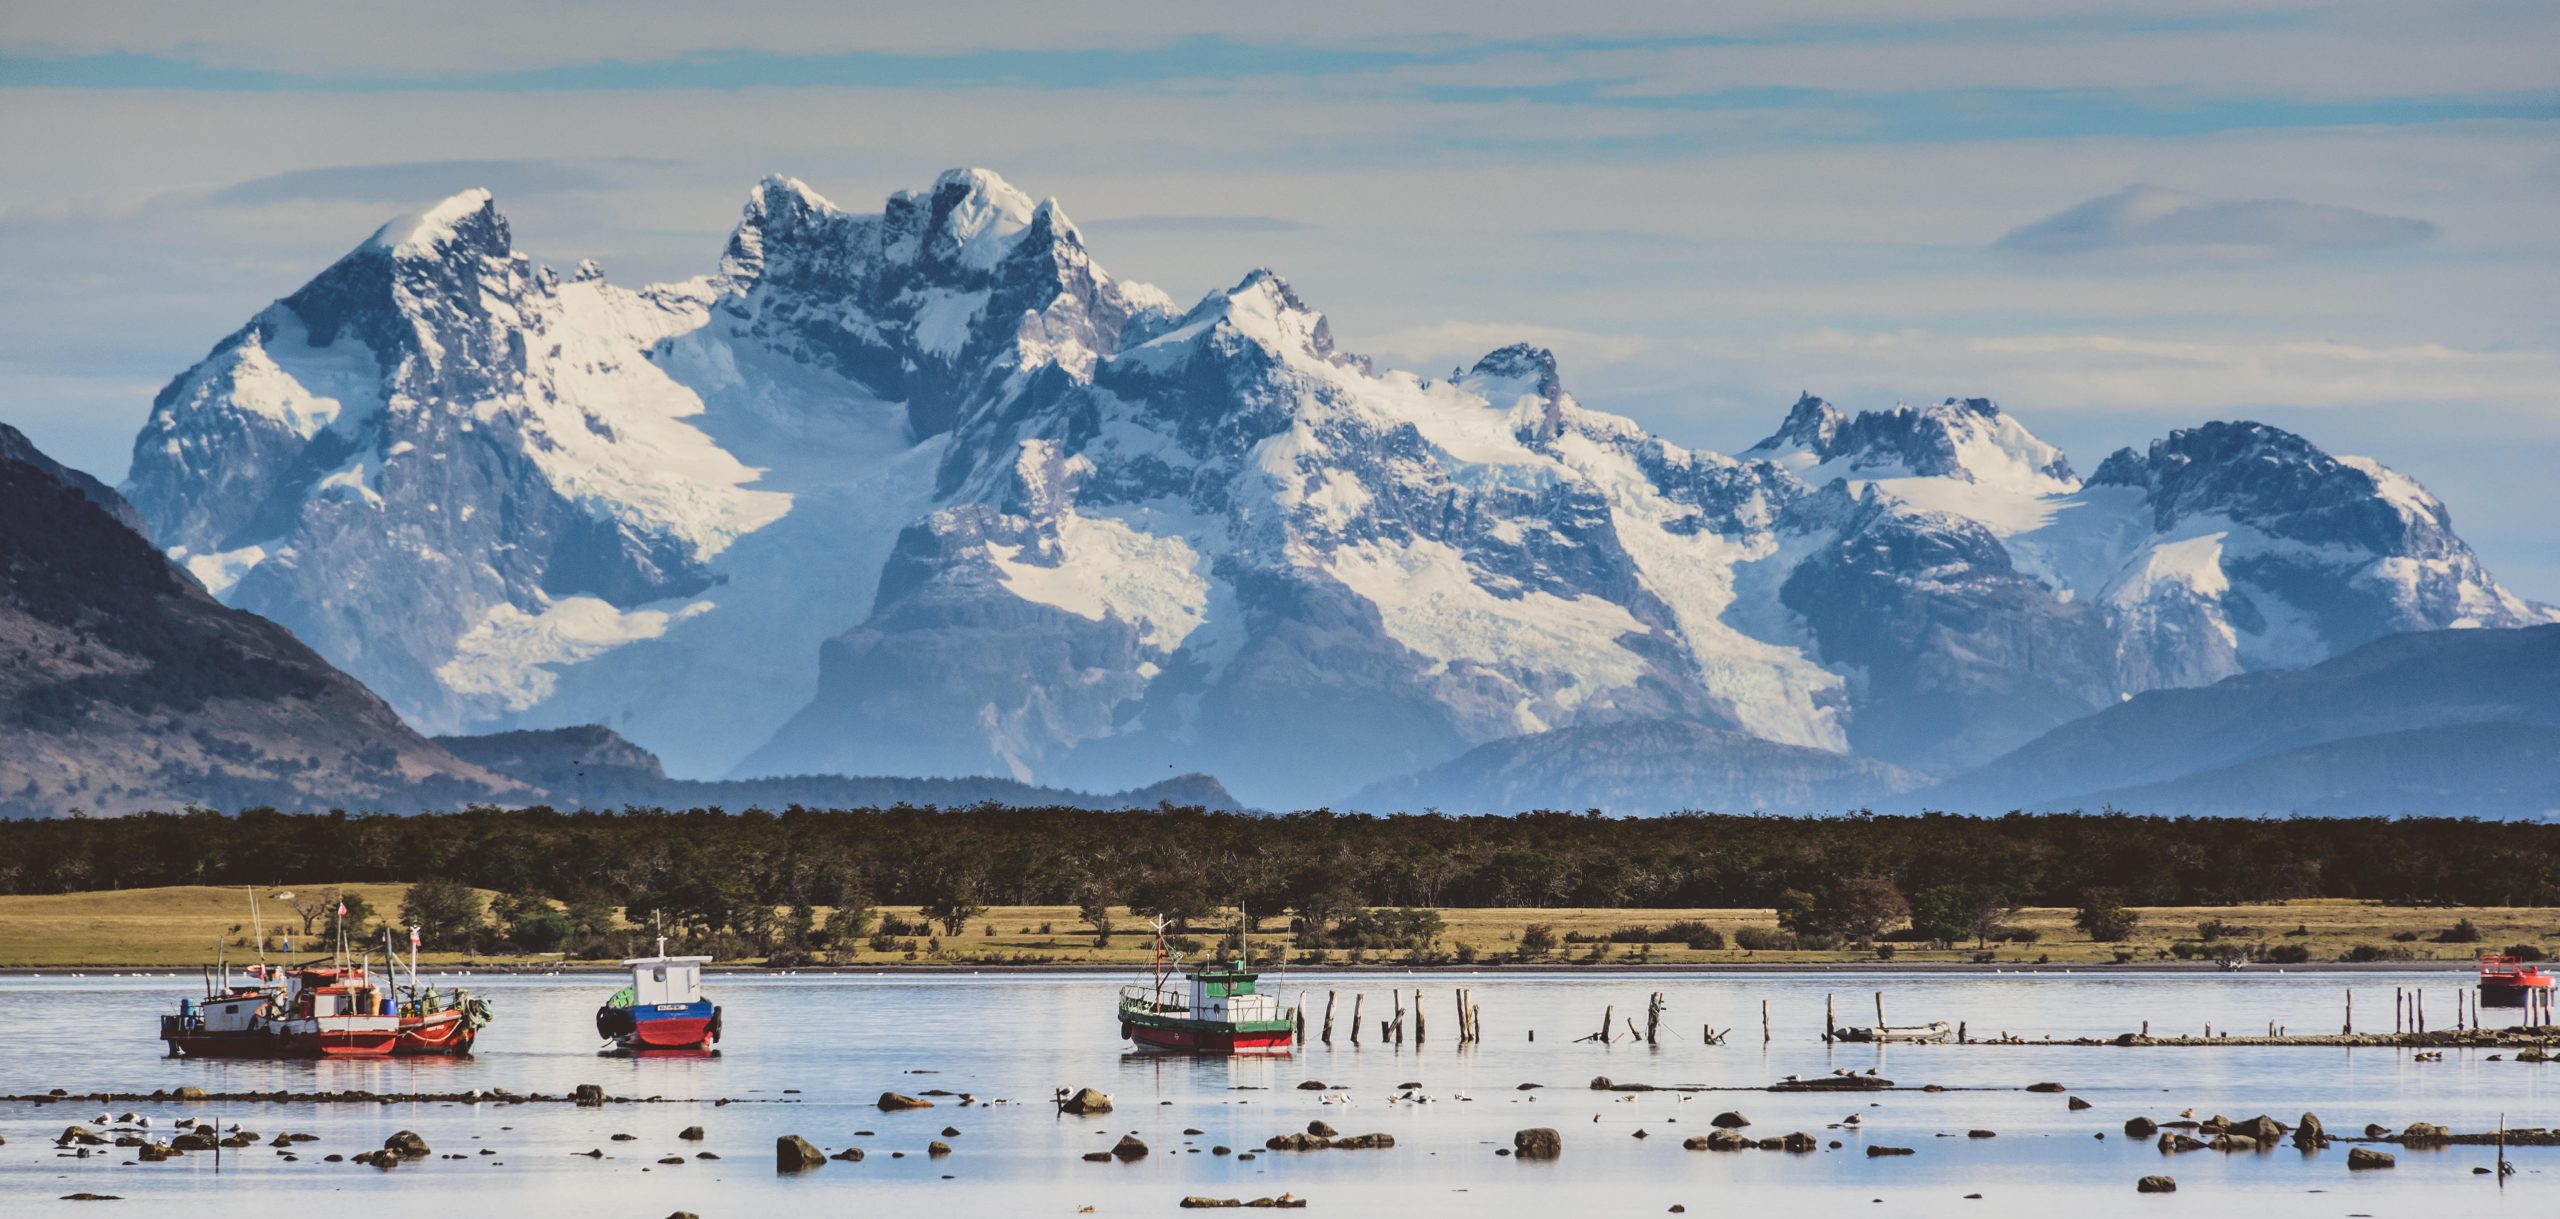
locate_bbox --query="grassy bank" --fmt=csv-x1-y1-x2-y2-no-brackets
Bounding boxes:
2,888,2553,970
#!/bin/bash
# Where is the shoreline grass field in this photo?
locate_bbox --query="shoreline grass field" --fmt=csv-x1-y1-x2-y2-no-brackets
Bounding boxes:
0,887,2551,971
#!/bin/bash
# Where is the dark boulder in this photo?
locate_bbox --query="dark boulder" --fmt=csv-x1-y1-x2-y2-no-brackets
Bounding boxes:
1513,1128,1562,1159
775,1135,826,1171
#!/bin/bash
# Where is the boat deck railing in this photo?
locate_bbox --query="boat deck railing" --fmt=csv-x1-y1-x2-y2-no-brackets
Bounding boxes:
1119,985,1195,1016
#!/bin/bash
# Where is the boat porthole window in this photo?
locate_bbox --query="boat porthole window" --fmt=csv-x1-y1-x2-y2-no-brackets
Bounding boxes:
653,966,667,983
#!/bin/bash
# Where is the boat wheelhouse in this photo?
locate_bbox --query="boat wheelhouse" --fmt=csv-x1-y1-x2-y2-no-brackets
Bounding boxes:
596,940,721,1054
1117,919,1297,1055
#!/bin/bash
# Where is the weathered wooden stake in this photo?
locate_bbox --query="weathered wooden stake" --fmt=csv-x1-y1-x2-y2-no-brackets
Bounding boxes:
1414,989,1426,1044
1875,990,1885,1029
1645,992,1662,1044
1322,990,1337,1044
1472,1003,1482,1042
2344,988,2352,1036
1825,993,1836,1041
2140,1020,2148,1038
1761,998,1771,1045
1351,992,1364,1045
1600,1004,1615,1044
1297,991,1308,1041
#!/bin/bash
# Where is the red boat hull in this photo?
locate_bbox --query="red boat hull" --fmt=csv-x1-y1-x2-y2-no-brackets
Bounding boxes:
606,1015,718,1054
394,1010,480,1056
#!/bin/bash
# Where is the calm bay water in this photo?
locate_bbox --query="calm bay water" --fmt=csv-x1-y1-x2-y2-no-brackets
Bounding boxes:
2,968,2552,1216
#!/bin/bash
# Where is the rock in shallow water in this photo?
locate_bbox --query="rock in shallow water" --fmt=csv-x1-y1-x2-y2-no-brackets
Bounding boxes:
776,1135,825,1172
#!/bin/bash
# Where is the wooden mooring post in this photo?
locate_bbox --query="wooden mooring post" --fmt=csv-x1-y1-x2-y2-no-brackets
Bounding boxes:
1645,992,1664,1044
1322,990,1336,1045
2344,988,2352,1036
1599,1004,1615,1043
1825,993,1836,1041
1351,993,1364,1045
1414,989,1425,1044
1761,999,1771,1045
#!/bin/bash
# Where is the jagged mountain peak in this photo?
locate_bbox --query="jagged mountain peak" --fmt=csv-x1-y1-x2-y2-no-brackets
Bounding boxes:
1746,392,2074,491
1145,268,1355,371
1457,344,1573,444
2083,419,2498,568
362,187,506,261
904,166,1050,269
1757,392,1846,454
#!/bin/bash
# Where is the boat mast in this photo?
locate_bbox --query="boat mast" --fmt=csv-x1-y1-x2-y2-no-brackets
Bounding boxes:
1152,915,1169,1007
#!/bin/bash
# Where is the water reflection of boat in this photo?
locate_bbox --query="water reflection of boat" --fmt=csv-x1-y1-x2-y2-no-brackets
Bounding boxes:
596,937,722,1055
1829,1020,1953,1043
1116,917,1296,1055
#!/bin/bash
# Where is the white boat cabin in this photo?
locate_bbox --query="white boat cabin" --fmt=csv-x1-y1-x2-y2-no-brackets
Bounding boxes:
622,954,713,1006
1187,964,1281,1023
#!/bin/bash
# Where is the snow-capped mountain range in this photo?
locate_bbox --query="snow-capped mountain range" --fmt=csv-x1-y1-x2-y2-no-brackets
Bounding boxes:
121,169,2555,808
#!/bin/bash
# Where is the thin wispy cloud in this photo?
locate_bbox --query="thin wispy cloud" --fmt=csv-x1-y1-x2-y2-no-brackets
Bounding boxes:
1085,214,1313,234
1995,185,2437,258
207,158,665,208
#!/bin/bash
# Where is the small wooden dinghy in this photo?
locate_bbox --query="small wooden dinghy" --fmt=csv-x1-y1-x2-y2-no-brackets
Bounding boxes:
1829,1019,1953,1043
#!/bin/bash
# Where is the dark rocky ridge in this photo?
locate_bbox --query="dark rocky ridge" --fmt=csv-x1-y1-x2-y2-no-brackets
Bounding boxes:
1931,624,2560,815
0,440,521,817
439,724,1239,811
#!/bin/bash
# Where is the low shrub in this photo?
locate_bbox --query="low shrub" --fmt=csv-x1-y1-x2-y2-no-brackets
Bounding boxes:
1733,926,1795,952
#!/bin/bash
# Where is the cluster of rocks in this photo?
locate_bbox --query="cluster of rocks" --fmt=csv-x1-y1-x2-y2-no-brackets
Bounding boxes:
1683,1129,1819,1152
1178,1196,1306,1209
1264,1121,1393,1151
352,1131,432,1168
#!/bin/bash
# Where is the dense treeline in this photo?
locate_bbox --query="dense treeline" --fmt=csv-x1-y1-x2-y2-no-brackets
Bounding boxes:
7,806,2559,920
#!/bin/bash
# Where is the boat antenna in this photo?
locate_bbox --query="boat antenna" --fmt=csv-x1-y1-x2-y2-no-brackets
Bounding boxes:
248,886,267,970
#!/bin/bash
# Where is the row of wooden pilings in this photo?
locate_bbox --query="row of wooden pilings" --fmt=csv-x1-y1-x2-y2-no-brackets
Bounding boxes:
1299,988,1484,1046
1286,983,2559,1049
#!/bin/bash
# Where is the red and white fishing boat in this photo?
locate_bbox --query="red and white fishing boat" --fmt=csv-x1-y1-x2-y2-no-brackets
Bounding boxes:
162,963,401,1057
2478,953,2556,1008
1117,918,1296,1055
159,896,489,1058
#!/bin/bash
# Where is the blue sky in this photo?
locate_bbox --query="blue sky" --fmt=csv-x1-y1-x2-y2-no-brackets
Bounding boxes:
4,1,2555,596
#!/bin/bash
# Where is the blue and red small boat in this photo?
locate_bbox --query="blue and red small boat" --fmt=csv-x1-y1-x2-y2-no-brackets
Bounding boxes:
596,938,721,1055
